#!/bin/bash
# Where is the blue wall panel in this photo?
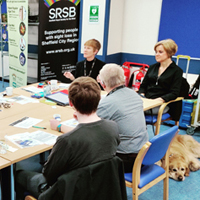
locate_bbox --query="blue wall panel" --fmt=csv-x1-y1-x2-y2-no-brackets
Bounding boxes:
158,0,200,58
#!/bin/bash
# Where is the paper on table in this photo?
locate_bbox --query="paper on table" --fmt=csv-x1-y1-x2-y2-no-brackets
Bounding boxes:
10,117,43,129
30,130,58,145
59,83,71,89
5,132,43,148
5,131,58,148
22,86,43,94
0,141,18,152
61,118,79,128
8,95,39,104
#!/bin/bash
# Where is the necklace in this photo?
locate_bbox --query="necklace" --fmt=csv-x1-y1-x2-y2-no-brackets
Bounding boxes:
84,58,96,77
156,75,160,85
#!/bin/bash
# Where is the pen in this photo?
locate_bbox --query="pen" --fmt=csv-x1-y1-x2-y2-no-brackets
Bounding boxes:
32,126,46,129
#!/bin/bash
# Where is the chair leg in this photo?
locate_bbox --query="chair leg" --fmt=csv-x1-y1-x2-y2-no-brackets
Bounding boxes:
175,121,179,126
132,187,139,200
133,193,138,200
163,177,169,200
155,121,160,135
132,188,139,200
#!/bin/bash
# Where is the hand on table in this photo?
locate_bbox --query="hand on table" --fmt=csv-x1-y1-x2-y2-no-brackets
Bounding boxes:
49,119,60,131
154,97,165,103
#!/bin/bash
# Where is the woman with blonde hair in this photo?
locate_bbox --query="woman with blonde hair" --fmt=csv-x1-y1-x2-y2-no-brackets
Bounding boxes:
139,39,183,114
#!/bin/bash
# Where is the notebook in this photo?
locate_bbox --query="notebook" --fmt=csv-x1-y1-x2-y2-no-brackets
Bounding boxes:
45,92,69,106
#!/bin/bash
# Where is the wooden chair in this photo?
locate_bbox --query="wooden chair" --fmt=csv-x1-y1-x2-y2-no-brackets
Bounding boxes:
145,97,183,135
124,126,178,200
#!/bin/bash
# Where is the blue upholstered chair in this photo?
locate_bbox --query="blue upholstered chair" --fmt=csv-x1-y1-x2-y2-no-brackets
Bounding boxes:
145,97,183,135
124,126,178,200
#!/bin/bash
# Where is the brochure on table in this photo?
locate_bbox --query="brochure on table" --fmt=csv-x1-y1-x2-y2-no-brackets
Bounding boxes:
6,130,58,148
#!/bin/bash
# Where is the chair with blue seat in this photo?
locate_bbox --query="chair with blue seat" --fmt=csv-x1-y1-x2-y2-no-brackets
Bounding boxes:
124,125,179,200
145,97,183,135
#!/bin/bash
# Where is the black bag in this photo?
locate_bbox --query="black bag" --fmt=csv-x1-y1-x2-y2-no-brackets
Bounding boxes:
189,74,200,99
180,77,190,99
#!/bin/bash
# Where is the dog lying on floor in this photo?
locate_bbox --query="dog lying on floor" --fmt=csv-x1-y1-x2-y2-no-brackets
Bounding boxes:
167,134,200,181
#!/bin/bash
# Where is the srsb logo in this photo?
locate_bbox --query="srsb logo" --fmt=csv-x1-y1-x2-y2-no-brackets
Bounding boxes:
49,7,76,19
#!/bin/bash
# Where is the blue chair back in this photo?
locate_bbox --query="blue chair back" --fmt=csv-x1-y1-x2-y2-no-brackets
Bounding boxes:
142,126,178,165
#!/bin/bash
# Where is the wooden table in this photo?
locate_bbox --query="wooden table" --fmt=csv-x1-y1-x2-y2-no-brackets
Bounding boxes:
0,157,11,170
0,106,74,164
0,96,74,200
142,98,163,111
0,84,163,200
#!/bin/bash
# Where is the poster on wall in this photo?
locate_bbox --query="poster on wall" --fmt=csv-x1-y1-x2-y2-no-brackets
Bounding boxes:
38,0,80,83
7,0,28,87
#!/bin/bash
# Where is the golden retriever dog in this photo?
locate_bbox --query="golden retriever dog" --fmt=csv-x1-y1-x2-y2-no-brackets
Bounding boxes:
167,134,200,181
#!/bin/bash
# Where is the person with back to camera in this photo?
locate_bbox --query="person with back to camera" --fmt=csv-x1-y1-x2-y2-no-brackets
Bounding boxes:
138,39,183,114
63,39,105,82
15,77,120,200
97,63,149,173
50,64,148,173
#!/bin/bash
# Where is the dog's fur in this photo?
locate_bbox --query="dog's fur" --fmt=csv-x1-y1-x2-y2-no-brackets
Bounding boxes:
167,134,200,181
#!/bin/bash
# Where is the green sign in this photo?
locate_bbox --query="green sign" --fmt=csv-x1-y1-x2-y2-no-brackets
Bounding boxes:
89,5,99,23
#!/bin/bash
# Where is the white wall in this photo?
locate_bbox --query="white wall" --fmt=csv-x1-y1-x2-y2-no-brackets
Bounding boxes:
122,0,162,55
108,0,162,56
81,0,106,55
107,0,124,55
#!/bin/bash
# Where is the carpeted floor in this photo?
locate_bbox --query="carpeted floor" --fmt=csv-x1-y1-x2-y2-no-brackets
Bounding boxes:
126,125,200,200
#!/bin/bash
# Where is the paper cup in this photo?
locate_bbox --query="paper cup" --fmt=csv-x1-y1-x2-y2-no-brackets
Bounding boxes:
6,87,13,96
50,80,58,91
53,114,61,121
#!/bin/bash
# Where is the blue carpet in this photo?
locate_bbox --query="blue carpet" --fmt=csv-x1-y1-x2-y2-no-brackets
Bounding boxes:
126,125,200,200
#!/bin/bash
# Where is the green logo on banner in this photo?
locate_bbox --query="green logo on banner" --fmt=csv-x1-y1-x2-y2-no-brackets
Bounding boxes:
89,5,99,22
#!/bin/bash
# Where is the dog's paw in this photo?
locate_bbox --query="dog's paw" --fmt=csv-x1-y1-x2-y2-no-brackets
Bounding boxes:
189,161,200,171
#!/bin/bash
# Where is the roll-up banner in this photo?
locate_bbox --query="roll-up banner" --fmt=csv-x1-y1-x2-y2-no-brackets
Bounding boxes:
7,0,28,87
38,0,80,83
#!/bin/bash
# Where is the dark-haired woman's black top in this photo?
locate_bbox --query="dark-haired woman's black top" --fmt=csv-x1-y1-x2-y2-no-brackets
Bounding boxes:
74,58,106,80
